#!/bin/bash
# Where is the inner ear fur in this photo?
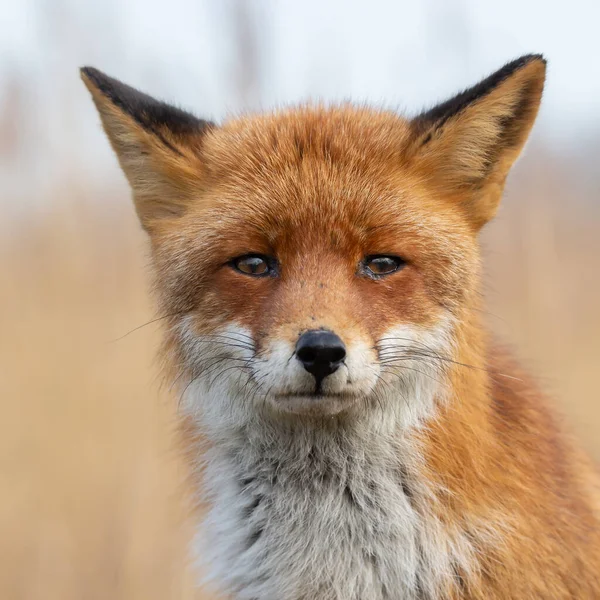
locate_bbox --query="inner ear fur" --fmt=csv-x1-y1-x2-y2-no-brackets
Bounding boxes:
81,67,215,230
409,54,546,229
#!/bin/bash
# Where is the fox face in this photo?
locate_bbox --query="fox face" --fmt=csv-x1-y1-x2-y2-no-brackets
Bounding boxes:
155,107,480,421
82,56,545,427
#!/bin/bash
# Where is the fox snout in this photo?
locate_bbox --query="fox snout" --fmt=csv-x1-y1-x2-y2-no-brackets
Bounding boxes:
295,330,346,387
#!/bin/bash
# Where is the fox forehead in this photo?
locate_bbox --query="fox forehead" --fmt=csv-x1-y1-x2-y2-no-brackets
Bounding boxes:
203,104,413,177
198,105,445,219
170,105,473,257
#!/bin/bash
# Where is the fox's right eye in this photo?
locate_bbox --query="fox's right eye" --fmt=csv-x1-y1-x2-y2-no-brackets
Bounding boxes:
231,255,275,277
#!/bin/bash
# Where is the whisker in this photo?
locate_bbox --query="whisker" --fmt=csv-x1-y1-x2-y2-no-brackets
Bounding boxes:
200,333,255,344
195,340,256,353
378,350,521,381
208,364,253,389
178,372,203,407
201,332,255,343
174,354,255,404
379,364,445,387
109,311,185,342
378,351,522,383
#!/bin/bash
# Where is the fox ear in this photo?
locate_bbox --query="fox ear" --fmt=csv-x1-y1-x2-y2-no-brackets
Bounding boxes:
81,67,215,231
409,54,546,229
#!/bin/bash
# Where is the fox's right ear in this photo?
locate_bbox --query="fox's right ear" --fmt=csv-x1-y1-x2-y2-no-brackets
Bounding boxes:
81,67,215,231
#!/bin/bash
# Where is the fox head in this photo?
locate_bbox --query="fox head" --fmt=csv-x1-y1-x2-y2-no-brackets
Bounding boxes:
82,56,545,429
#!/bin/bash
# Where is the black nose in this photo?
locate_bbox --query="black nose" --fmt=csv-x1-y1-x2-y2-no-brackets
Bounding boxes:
295,330,346,383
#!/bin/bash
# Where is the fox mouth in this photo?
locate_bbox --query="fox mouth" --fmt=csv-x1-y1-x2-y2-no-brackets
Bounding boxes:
274,391,352,399
269,390,361,417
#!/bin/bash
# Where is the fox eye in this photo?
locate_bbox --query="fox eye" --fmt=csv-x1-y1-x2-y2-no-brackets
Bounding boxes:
362,255,405,278
231,254,275,277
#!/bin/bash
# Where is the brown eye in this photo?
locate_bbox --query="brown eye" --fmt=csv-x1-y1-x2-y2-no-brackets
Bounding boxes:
231,255,275,277
362,255,405,278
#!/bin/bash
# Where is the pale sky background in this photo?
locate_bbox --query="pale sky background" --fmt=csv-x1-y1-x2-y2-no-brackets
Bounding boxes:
1,0,599,212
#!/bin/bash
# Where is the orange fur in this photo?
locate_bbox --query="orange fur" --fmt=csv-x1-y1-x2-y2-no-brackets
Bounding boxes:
82,56,600,598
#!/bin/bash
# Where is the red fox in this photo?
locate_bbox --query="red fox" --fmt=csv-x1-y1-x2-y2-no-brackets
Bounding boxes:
82,55,600,599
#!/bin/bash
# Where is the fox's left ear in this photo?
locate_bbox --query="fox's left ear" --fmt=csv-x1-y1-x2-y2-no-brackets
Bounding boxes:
409,54,546,229
81,67,215,231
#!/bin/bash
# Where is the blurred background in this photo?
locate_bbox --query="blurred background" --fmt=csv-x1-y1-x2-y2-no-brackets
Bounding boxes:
1,0,599,598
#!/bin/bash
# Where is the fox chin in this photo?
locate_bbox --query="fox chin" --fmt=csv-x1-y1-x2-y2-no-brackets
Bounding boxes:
82,55,600,600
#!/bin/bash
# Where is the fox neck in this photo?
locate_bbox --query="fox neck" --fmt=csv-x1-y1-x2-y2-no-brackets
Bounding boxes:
186,319,495,599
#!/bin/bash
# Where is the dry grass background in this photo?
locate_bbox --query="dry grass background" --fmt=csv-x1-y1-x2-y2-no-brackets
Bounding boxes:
0,154,598,599
0,190,208,599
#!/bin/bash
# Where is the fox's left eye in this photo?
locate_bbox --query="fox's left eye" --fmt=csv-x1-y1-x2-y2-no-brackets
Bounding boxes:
231,254,275,277
362,255,405,278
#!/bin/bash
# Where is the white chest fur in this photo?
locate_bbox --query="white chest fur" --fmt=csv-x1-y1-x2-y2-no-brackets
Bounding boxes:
194,427,476,600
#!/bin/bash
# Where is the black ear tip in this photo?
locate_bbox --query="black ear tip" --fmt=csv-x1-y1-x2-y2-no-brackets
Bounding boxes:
80,66,113,89
80,66,97,80
525,53,546,64
512,53,547,71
